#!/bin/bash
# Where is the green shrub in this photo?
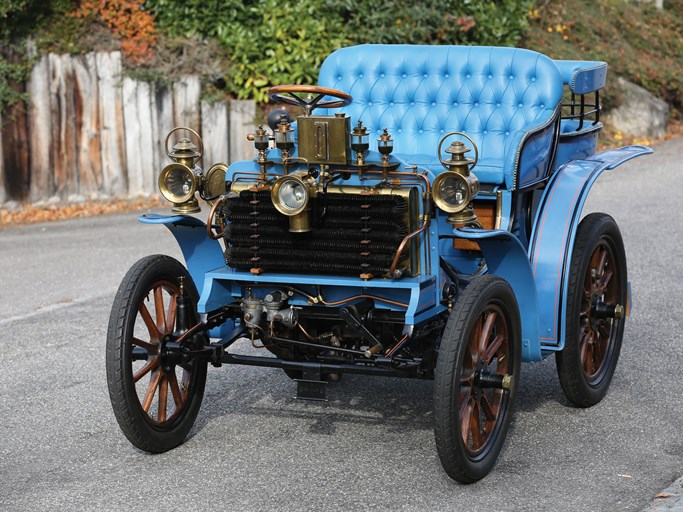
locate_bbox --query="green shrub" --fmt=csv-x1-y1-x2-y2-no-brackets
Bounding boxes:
330,0,533,48
147,0,533,102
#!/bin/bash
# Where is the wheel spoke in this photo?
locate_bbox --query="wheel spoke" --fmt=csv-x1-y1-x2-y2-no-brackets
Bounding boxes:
139,302,162,342
483,334,505,364
142,369,162,412
583,339,595,375
154,287,166,334
134,358,159,383
165,294,177,335
168,371,184,407
597,248,609,277
479,311,497,356
481,394,497,422
470,402,482,448
158,375,168,422
460,398,474,445
131,337,158,355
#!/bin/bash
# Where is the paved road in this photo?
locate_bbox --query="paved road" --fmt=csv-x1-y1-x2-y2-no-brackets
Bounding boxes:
1,139,681,512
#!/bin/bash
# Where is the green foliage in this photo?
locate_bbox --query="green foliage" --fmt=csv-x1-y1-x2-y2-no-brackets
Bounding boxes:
330,0,533,47
0,0,72,41
523,0,683,113
0,58,32,113
146,0,533,102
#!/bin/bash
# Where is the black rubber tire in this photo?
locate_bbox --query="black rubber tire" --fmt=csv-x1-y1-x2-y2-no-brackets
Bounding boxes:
556,213,627,407
106,254,207,453
433,275,521,483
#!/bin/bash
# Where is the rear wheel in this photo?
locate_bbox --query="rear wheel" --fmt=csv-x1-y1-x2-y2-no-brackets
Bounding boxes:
556,213,627,407
106,255,207,452
433,275,521,483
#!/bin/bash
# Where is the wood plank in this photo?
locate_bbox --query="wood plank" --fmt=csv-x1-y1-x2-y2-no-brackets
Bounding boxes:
122,78,143,195
1,91,30,201
136,81,155,194
172,76,200,131
72,53,102,198
0,112,5,203
49,53,78,199
200,100,229,169
123,79,156,196
229,99,256,164
96,51,126,197
27,55,52,202
155,85,174,171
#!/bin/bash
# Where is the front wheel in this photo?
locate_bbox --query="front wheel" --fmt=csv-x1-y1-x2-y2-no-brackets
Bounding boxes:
433,275,521,483
556,213,627,407
106,255,207,453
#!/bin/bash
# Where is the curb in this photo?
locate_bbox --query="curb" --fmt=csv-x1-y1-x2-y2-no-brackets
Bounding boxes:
642,476,683,512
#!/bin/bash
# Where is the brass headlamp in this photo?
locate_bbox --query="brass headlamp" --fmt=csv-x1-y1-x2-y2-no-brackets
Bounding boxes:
159,127,204,214
433,132,480,226
271,171,315,232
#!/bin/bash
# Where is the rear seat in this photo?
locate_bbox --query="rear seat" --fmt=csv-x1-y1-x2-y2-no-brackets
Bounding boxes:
318,44,564,189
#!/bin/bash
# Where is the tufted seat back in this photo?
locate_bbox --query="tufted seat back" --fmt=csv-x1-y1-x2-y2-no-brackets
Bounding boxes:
318,44,563,188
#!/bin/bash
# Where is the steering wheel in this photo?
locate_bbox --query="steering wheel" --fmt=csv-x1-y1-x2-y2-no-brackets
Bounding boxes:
268,85,352,116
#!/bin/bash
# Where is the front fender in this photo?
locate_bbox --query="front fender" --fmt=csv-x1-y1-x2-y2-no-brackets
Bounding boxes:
529,145,652,350
139,214,233,338
453,228,541,362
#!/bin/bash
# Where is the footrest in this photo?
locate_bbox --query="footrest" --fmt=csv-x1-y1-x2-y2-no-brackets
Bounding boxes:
294,379,328,401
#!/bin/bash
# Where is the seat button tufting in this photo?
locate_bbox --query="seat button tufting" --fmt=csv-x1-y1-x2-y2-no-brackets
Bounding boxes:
509,75,514,80
453,102,458,106
518,103,523,107
484,130,488,134
359,74,364,78
445,73,449,78
505,131,510,135
419,129,423,133
488,74,492,79
402,73,407,78
398,129,402,133
466,74,471,78
474,102,479,107
423,73,428,78
368,102,372,106
390,102,394,106
541,104,544,108
532,77,536,81
380,73,385,78
432,102,436,106
496,102,501,107
337,76,342,80
410,101,415,105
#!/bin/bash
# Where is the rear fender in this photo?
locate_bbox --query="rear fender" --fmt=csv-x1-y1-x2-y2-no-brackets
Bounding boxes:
529,145,652,351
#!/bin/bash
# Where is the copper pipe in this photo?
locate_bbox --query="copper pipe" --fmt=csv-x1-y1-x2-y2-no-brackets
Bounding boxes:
329,168,432,277
386,334,409,357
206,196,225,240
298,323,316,341
315,286,408,308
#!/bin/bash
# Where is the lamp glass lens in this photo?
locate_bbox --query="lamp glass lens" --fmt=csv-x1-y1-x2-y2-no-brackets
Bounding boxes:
278,180,307,211
437,174,468,210
165,167,193,200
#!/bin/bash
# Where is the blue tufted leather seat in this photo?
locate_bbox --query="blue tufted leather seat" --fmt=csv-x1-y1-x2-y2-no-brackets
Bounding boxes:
318,45,564,188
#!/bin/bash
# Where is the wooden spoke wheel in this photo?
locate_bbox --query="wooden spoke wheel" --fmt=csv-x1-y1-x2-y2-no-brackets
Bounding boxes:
434,275,521,483
107,255,207,453
556,213,627,407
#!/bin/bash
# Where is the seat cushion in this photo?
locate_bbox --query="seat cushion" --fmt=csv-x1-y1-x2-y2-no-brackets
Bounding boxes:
318,44,563,187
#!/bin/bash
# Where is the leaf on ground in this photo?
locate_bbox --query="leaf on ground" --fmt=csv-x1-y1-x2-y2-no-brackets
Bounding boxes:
0,197,165,226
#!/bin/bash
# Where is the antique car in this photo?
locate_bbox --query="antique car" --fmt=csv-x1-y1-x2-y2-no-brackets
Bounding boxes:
105,44,651,482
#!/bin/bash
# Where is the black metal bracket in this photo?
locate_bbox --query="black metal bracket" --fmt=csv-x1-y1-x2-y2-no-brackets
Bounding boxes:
294,365,328,401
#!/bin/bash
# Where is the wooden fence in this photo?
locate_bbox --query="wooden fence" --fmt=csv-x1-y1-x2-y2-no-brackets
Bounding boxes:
0,50,257,205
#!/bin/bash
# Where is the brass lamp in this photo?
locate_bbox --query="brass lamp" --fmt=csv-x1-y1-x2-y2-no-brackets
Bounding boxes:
432,132,480,226
158,128,204,214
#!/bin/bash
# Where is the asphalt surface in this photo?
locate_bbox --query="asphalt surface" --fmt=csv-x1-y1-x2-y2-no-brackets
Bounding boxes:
0,138,681,512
